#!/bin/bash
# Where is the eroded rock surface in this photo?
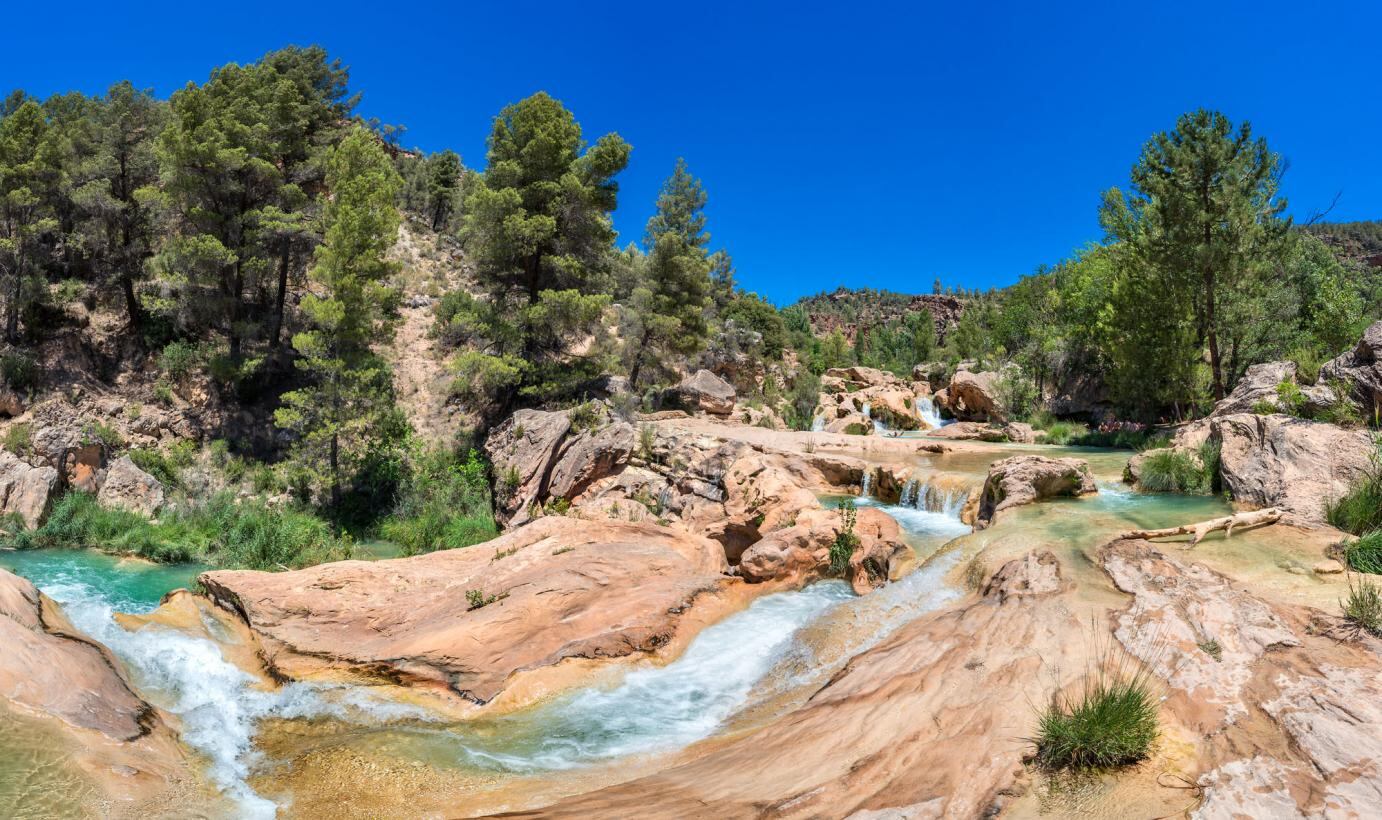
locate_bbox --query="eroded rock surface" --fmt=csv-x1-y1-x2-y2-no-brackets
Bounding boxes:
504,551,1082,819
0,449,59,527
665,369,737,416
1212,413,1372,523
96,455,166,518
1320,318,1382,417
198,517,734,706
973,455,1095,529
947,369,1005,422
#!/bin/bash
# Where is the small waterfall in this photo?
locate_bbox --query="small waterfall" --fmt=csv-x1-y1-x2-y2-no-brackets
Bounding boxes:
898,478,919,508
810,412,825,432
917,395,950,429
860,470,873,498
861,400,889,435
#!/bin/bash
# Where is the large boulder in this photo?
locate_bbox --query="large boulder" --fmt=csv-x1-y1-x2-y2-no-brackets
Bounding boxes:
1211,413,1373,523
973,455,1096,529
1320,319,1382,417
96,455,165,518
947,369,1005,422
666,369,737,416
197,517,732,707
0,449,59,527
1212,361,1297,416
0,568,158,741
737,505,910,595
485,408,576,526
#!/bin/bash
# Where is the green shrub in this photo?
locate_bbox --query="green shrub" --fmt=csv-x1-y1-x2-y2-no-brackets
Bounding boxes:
165,440,197,469
1275,380,1307,416
83,421,124,451
0,352,38,392
1251,399,1279,415
1068,429,1168,450
129,448,181,490
6,490,350,570
1137,450,1210,494
153,380,175,406
158,341,201,381
1032,644,1159,770
1318,380,1364,428
1041,421,1083,446
638,424,656,461
829,500,859,574
378,447,498,557
2,422,31,456
1343,532,1382,574
1327,440,1382,535
567,400,603,433
1341,575,1382,638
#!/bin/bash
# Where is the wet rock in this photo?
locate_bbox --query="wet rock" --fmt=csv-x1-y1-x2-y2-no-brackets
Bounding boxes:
974,455,1096,529
0,449,59,527
0,568,157,741
514,551,1083,819
197,517,732,707
96,455,165,518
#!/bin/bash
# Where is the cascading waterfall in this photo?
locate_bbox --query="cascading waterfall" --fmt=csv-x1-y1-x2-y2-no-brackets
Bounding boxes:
21,559,438,818
861,400,889,434
917,395,950,429
810,412,826,432
860,470,873,498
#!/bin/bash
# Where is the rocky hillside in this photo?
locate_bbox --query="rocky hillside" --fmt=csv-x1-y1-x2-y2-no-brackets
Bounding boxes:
791,287,964,345
1305,219,1382,268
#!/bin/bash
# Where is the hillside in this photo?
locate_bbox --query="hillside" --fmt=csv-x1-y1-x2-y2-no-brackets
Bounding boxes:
791,287,964,345
1305,219,1382,267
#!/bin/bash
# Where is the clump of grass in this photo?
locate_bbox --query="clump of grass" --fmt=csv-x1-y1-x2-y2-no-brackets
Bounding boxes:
466,588,506,610
1340,575,1382,638
2,422,31,456
1275,380,1307,417
1343,532,1382,574
129,448,182,490
1032,641,1159,771
1137,449,1210,494
1040,421,1083,446
1327,440,1382,535
829,499,860,574
1197,638,1222,661
638,424,656,461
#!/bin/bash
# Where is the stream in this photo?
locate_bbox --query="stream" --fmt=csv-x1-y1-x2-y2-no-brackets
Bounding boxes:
0,441,1236,817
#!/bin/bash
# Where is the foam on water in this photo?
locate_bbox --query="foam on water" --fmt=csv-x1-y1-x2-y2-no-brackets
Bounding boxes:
917,395,951,429
27,561,435,818
449,579,856,771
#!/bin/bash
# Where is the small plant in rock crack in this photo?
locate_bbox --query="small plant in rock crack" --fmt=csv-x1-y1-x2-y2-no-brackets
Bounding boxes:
466,589,506,610
1197,638,1223,661
1341,573,1382,638
1031,632,1159,771
830,499,860,574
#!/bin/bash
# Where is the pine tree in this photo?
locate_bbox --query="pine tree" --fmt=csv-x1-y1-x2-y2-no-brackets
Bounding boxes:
454,91,630,414
0,100,56,341
1103,109,1288,401
70,81,165,328
627,158,711,389
274,128,403,507
426,150,461,231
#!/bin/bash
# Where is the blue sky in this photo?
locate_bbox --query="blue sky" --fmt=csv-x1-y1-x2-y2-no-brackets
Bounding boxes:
4,1,1380,304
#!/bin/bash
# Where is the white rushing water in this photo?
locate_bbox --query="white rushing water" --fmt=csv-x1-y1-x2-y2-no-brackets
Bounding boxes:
917,395,950,429
811,412,826,432
35,571,436,818
451,580,857,771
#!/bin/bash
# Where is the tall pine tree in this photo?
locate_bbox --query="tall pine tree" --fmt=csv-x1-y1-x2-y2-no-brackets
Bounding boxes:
627,158,712,388
274,127,403,507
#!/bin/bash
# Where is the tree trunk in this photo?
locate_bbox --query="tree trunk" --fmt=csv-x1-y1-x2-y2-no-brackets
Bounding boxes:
269,246,290,350
228,260,244,361
329,432,341,509
121,274,142,329
627,329,651,390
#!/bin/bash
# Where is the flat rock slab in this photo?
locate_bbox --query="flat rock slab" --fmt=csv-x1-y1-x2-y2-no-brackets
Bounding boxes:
198,517,732,705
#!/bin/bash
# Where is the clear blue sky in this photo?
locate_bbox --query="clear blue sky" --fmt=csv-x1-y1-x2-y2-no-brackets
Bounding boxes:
5,1,1380,304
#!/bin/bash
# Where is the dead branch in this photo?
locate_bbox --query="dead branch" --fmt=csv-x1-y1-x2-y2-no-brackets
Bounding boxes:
1119,508,1283,548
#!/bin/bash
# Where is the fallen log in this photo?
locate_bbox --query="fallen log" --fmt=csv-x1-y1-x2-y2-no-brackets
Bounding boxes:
1119,507,1283,548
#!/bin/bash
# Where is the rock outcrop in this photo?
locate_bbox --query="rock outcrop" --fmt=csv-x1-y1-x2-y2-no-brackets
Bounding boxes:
946,369,1005,422
1320,318,1382,417
96,455,165,518
814,366,930,431
507,551,1083,819
738,505,911,595
1211,360,1335,417
0,449,59,527
198,517,733,707
973,455,1096,529
1100,539,1382,816
664,369,736,416
0,568,156,740
1212,413,1372,523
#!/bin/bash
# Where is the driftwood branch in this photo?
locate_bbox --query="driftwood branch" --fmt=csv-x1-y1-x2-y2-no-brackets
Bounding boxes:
1120,508,1283,548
